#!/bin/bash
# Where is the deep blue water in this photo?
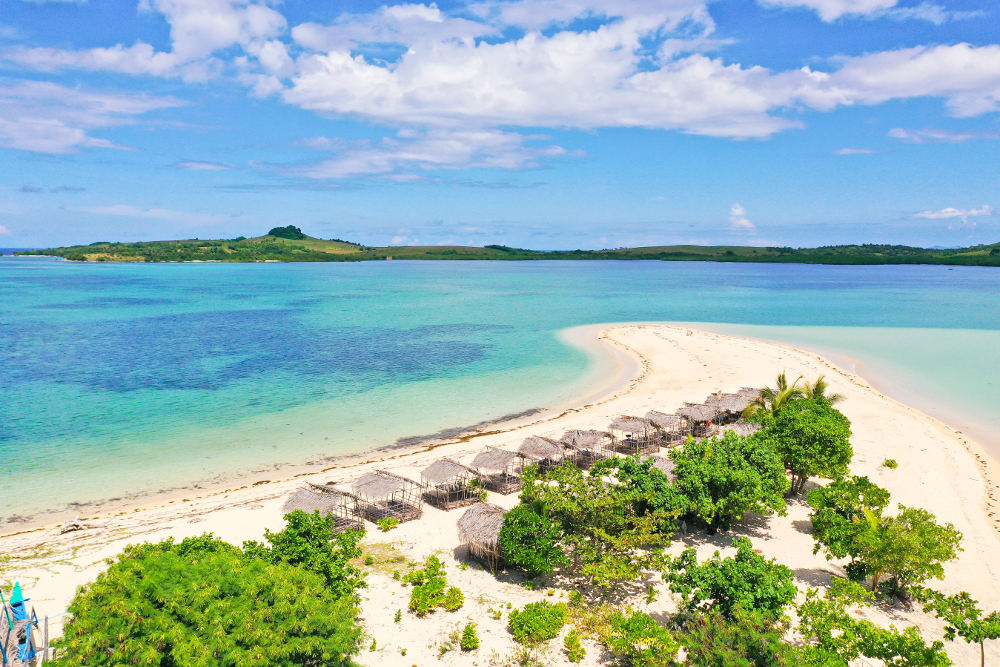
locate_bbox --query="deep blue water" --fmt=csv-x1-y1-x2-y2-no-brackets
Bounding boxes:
2,257,999,518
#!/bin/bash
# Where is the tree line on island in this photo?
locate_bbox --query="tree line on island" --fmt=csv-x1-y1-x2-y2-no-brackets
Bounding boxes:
17,227,1000,266
49,374,1000,666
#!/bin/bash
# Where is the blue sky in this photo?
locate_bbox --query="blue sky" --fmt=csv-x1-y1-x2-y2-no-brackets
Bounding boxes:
1,0,998,249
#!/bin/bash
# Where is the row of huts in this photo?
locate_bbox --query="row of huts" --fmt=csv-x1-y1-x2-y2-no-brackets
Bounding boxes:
282,387,762,567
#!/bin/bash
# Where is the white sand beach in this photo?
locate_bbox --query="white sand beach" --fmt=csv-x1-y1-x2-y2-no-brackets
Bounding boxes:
4,323,999,665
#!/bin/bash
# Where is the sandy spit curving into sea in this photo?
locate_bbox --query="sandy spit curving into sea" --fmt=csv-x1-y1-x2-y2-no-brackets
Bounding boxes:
3,323,999,665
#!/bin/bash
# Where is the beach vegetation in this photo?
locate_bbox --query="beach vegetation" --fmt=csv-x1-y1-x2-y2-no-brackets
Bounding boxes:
913,587,1000,667
670,431,789,530
377,516,400,531
808,475,890,562
603,610,680,665
676,605,805,666
267,225,306,239
461,622,481,651
742,372,804,420
663,537,798,621
498,502,567,577
404,555,464,615
508,601,567,645
564,630,586,662
883,458,898,469
242,509,365,598
802,375,845,404
50,534,363,666
798,579,951,666
757,398,853,494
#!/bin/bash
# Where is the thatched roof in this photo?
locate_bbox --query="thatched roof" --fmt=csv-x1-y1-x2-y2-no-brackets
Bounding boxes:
561,429,610,449
645,455,676,480
352,470,412,499
737,387,761,399
645,411,686,430
705,392,752,413
472,447,518,473
283,486,355,516
677,403,721,423
421,458,475,485
720,421,763,437
457,502,505,545
518,435,564,461
609,416,655,433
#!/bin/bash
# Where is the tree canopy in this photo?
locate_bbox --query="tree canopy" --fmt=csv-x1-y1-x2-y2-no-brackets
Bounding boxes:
758,397,853,494
267,225,306,240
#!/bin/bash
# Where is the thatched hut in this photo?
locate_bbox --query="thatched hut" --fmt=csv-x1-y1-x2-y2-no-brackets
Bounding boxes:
645,454,676,482
420,458,482,510
676,403,722,438
517,435,565,470
471,447,522,494
705,391,754,423
719,421,763,438
560,429,611,468
283,483,363,533
645,410,688,445
457,502,506,571
608,416,660,455
352,470,423,523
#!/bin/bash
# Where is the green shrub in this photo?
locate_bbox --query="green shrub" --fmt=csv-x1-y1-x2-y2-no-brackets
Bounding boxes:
267,225,306,239
604,610,679,665
883,458,898,469
664,537,797,621
499,502,567,577
51,535,362,666
508,601,567,645
377,517,400,531
461,623,480,651
564,630,586,663
677,606,801,666
404,556,464,615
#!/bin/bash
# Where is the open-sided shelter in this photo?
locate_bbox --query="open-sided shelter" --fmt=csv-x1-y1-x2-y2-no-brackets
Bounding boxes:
676,403,722,438
560,429,612,468
457,502,506,571
517,435,565,470
420,457,482,510
351,470,423,523
608,416,661,455
283,483,363,533
645,410,688,445
470,447,522,494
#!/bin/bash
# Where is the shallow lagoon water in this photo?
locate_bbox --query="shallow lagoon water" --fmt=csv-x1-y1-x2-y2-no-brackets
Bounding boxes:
2,257,999,518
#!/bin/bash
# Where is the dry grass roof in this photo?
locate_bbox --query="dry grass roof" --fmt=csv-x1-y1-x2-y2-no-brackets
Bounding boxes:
705,392,753,413
646,411,686,430
561,429,610,449
283,486,355,516
720,421,763,437
609,416,656,433
352,470,414,498
421,458,475,485
457,502,506,544
471,447,518,472
646,454,676,480
677,403,722,422
518,435,564,461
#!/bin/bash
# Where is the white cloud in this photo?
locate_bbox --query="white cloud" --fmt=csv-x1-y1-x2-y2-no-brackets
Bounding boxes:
0,80,183,154
728,203,756,232
0,225,10,235
888,127,1000,143
174,160,234,170
82,204,232,226
301,128,575,178
833,147,876,154
757,0,978,23
914,205,994,220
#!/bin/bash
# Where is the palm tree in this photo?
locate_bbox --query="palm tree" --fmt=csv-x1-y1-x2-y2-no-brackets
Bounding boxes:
803,375,845,404
742,372,804,420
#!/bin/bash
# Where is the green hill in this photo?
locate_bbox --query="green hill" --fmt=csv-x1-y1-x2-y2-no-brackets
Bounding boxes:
15,234,1000,267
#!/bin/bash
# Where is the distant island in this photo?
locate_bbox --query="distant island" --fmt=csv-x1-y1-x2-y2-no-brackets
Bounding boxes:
16,225,1000,266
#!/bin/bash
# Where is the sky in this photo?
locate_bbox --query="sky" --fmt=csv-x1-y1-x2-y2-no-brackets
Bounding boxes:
0,0,998,249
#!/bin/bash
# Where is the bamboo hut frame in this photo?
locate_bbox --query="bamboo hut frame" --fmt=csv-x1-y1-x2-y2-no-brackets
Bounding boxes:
560,429,612,468
457,502,506,571
608,417,661,455
283,483,363,533
677,403,722,438
420,458,482,510
352,470,423,523
470,447,523,494
517,435,565,471
645,410,688,445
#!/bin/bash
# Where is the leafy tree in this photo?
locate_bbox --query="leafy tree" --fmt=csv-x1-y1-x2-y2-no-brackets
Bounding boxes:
498,502,568,577
758,398,853,494
267,225,306,239
518,462,669,585
808,475,890,573
852,505,963,593
677,605,806,666
612,455,688,533
604,610,679,666
508,601,567,645
803,375,845,404
663,537,797,621
51,534,362,666
742,372,804,420
914,587,1000,667
670,431,789,529
798,579,951,666
243,509,365,598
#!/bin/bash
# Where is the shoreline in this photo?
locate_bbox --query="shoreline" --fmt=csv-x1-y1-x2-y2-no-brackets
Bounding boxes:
1,322,640,538
5,323,1000,664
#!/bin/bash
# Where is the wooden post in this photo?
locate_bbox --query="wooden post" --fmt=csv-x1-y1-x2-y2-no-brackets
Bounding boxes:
43,615,49,661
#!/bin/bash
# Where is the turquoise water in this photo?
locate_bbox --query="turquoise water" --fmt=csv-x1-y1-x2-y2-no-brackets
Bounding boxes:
2,257,999,520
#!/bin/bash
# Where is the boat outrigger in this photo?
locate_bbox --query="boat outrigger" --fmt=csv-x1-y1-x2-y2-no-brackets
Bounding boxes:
1,583,38,667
